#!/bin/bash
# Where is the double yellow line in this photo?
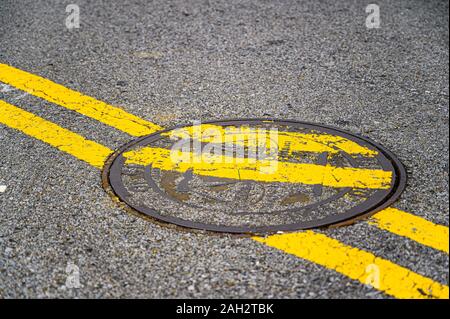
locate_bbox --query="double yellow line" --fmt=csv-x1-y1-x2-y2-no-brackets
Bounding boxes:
0,63,448,299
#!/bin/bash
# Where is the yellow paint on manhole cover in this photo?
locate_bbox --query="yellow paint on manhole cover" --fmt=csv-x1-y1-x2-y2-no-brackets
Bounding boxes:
102,119,406,234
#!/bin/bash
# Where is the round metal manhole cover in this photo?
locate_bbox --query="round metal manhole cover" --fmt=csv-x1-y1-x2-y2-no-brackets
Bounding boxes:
102,119,406,234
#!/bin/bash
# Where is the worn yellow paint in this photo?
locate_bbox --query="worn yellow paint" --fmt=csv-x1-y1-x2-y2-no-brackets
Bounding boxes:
122,146,392,189
163,124,379,157
0,100,112,168
0,63,162,136
253,231,449,299
370,208,449,254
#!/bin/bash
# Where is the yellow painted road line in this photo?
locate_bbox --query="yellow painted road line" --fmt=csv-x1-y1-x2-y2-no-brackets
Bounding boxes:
369,207,449,254
0,100,112,168
164,124,378,157
0,100,447,299
123,146,392,189
0,63,379,157
0,63,162,136
253,231,449,299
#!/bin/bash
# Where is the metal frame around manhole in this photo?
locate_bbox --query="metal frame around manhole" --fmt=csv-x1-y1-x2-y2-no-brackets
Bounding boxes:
102,119,407,235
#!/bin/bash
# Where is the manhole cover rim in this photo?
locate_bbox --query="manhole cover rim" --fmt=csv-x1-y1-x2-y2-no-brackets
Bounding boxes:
102,118,407,234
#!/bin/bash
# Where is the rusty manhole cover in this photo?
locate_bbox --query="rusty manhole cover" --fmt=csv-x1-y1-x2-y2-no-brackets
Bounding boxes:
102,119,406,234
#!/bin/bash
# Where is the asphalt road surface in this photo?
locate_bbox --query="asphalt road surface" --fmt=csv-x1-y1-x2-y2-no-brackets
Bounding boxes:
0,0,448,298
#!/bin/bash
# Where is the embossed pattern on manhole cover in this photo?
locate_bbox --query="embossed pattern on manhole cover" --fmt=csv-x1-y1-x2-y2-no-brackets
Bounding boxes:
102,119,406,234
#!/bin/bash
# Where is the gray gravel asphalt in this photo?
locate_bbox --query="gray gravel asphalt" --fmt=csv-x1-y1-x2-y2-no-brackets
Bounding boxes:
0,0,448,298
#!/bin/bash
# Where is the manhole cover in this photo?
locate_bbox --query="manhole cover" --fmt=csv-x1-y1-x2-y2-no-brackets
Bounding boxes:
102,119,406,234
